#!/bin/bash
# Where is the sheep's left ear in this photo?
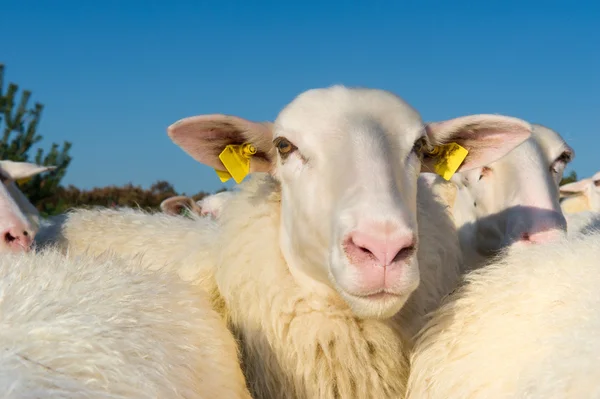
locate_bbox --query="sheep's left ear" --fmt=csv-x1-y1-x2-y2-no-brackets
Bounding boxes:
167,114,275,180
0,161,56,181
422,114,532,174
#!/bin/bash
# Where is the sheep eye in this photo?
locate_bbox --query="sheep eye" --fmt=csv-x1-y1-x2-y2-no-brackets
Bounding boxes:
412,136,429,156
273,137,296,158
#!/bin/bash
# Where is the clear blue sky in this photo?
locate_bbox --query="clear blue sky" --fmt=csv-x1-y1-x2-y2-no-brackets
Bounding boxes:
3,0,599,195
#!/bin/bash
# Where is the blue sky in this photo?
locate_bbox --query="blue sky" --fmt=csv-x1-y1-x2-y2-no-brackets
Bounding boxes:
2,0,599,195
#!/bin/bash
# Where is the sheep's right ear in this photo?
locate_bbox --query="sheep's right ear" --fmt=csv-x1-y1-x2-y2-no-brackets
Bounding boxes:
167,114,276,175
160,196,202,216
559,179,589,198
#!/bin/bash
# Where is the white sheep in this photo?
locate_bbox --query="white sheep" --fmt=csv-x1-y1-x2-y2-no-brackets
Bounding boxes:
0,248,251,398
164,86,536,397
406,232,600,398
0,160,55,252
160,191,234,219
559,171,600,213
38,85,533,398
421,122,574,271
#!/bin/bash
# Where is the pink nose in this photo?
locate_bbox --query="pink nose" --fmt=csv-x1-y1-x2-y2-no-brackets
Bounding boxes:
2,226,33,252
344,229,416,267
518,229,564,244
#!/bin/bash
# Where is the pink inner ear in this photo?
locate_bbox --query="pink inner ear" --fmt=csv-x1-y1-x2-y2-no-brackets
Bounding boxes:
167,114,273,171
167,115,229,170
426,115,533,172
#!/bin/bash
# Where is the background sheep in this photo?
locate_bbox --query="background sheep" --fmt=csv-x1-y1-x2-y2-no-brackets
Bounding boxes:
0,248,251,399
0,160,55,252
560,170,600,213
424,123,573,271
406,232,600,398
160,191,234,219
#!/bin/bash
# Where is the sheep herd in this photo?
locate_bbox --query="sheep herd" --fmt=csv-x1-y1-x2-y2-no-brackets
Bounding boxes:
0,85,598,398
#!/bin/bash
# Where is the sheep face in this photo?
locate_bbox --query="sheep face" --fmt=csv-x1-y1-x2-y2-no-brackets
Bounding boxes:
450,124,573,255
168,85,532,319
560,171,600,213
0,160,56,252
198,191,235,219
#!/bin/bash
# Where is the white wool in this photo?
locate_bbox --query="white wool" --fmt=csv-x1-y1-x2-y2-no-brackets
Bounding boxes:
565,210,600,236
406,233,600,398
212,173,460,398
35,207,220,298
0,248,250,398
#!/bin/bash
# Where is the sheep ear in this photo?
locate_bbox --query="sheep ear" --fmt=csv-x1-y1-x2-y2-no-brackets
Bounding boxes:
0,161,56,181
167,114,276,175
160,196,201,216
559,179,589,197
422,114,532,174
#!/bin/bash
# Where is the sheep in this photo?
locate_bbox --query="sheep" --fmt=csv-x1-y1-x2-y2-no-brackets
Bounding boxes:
38,85,533,398
163,86,537,398
422,123,574,271
559,171,600,213
0,160,55,252
555,172,600,235
160,191,234,219
0,247,251,398
406,231,600,398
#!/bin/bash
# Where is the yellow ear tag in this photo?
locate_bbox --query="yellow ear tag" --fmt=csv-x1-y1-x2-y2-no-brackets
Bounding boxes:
16,177,32,185
215,143,257,184
215,169,233,183
429,143,469,181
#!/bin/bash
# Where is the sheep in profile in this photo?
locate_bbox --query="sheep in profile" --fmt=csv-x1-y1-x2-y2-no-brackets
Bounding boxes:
0,160,55,252
0,248,251,398
423,123,574,271
406,232,600,398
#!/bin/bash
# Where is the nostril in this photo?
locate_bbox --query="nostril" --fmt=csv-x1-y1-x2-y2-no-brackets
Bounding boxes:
392,245,416,263
345,229,416,267
4,232,15,243
357,245,374,257
23,231,28,237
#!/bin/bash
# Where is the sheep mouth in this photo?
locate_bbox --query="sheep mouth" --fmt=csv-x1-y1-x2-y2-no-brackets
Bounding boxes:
353,290,403,300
